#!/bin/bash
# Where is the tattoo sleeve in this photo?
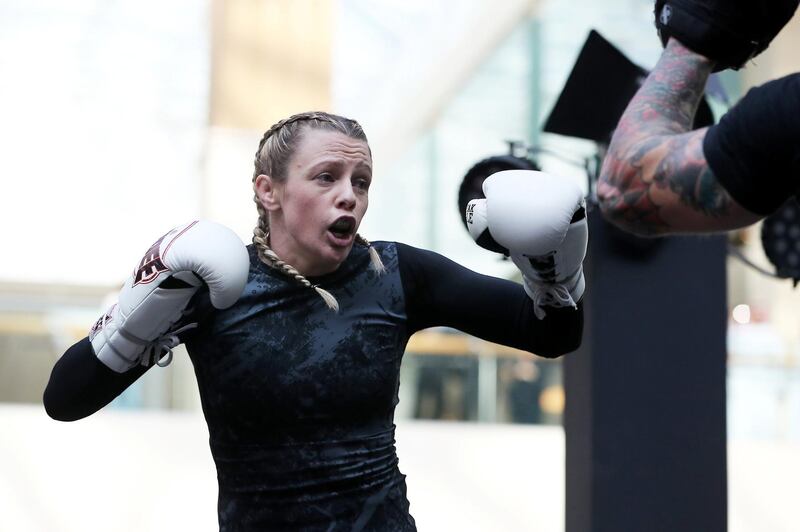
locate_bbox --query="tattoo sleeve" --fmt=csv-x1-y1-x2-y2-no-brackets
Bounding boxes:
597,39,750,235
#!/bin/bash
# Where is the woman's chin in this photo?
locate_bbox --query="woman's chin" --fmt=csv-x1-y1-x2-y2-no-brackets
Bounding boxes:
309,239,354,275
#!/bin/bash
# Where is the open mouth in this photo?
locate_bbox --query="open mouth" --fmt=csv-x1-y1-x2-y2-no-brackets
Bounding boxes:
328,216,356,241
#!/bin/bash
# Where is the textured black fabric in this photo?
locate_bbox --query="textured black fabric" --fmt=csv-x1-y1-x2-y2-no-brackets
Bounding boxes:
703,73,800,215
185,243,412,531
44,241,583,530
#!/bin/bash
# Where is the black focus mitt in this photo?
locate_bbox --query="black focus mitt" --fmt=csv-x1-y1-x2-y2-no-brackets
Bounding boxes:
654,0,799,70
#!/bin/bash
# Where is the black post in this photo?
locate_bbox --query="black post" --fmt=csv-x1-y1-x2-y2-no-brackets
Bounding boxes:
565,210,728,532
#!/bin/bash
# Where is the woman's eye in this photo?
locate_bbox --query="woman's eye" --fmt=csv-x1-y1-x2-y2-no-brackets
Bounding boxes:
353,177,370,191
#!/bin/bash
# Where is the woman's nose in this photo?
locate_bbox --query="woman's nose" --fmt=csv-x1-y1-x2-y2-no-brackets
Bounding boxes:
335,180,357,209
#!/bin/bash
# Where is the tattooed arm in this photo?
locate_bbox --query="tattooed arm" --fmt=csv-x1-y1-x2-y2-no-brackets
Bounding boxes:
597,38,762,236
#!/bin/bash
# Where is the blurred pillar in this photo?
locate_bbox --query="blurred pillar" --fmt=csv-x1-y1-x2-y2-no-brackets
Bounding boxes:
564,210,728,532
210,0,332,129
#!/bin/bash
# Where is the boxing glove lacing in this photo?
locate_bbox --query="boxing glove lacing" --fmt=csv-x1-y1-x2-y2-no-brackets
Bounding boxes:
522,260,582,319
144,322,198,368
100,310,198,369
527,283,577,320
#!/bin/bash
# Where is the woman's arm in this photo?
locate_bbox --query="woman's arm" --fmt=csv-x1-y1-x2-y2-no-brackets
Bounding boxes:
398,243,583,358
44,221,249,421
43,337,151,421
597,38,761,236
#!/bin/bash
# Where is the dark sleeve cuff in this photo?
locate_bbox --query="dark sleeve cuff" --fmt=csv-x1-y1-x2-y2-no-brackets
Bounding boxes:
703,125,783,215
702,75,800,216
43,337,150,421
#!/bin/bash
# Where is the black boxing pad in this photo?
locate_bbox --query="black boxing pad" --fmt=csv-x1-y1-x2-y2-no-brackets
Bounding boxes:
655,0,800,70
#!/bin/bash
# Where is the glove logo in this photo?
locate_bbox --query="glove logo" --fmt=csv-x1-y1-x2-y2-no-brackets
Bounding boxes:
466,203,475,225
660,4,672,25
89,305,115,340
134,233,170,286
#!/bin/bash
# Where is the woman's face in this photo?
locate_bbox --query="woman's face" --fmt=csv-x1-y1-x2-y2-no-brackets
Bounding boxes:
256,128,372,276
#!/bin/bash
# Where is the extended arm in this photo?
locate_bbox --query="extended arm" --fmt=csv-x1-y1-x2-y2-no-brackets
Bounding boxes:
597,38,761,235
398,243,583,358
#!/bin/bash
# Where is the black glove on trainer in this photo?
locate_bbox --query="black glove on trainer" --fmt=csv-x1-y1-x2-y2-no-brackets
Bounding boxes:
655,0,799,70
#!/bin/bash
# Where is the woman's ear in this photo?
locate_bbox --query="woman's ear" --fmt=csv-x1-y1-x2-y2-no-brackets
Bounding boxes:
254,174,281,211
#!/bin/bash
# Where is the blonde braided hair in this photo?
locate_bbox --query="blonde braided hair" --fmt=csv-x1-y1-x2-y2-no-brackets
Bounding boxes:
251,112,385,312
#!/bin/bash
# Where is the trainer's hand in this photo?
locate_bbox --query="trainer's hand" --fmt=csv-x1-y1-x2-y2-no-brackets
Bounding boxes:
90,220,249,372
466,170,587,319
654,0,799,71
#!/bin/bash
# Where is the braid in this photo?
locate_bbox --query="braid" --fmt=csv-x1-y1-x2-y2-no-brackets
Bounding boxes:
252,201,272,268
355,234,386,274
252,222,340,312
253,113,325,177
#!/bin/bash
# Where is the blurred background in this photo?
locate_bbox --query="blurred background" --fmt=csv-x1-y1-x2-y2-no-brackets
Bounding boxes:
1,1,799,531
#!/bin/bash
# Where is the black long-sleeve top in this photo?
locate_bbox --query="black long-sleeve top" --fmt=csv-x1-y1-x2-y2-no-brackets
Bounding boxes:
44,241,583,532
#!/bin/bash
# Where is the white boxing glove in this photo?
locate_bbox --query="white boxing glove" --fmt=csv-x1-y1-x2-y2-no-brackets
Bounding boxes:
89,220,250,372
466,170,588,319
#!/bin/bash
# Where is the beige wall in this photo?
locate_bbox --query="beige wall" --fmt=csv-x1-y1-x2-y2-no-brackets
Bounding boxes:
210,0,332,130
742,12,800,87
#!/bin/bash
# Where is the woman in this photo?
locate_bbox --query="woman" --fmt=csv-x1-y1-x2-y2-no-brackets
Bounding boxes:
44,111,585,531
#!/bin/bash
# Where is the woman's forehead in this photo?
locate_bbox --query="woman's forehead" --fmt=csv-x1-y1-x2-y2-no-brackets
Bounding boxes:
294,129,372,167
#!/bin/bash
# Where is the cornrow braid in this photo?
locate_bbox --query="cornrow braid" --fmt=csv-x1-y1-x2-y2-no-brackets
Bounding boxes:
251,111,383,312
252,111,368,181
